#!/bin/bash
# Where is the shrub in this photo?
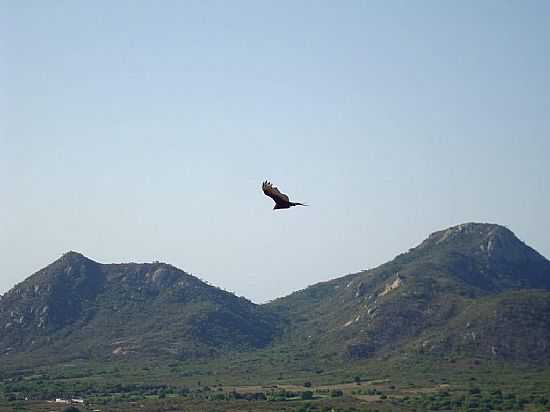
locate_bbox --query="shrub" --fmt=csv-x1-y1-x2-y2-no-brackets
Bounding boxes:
62,407,81,412
301,390,314,400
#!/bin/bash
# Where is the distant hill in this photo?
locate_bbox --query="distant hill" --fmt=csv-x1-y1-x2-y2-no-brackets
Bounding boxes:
0,252,278,361
268,223,550,362
1,222,549,366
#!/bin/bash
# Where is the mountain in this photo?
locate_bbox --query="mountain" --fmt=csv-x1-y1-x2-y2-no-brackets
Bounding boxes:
268,223,550,361
1,222,549,366
0,252,278,361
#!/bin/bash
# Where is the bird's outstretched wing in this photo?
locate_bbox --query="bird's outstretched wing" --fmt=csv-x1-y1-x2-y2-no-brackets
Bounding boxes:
262,180,290,203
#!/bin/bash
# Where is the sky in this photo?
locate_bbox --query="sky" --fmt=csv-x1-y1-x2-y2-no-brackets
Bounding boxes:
1,1,549,303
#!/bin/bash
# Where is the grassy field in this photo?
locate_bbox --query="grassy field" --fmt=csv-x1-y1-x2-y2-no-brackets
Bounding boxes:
1,354,550,411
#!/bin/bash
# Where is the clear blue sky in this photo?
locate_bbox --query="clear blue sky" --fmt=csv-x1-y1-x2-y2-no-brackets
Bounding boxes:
1,1,549,303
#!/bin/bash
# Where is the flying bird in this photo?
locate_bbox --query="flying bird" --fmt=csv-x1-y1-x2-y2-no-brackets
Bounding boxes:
262,181,307,210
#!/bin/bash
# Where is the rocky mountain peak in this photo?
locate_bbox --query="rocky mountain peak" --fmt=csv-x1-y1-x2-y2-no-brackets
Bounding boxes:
54,250,90,263
424,222,510,245
408,222,550,292
0,253,277,359
418,222,546,262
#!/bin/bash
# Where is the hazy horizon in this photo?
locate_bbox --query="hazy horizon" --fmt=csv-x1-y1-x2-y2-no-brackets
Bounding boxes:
2,1,549,303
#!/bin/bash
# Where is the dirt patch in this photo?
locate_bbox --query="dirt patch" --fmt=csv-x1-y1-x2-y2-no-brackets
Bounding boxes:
222,379,391,394
400,383,450,395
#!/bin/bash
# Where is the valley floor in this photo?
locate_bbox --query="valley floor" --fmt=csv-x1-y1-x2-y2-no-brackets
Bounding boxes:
1,357,550,411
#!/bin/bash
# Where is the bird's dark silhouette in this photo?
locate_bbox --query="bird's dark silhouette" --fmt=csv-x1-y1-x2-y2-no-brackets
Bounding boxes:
262,181,307,210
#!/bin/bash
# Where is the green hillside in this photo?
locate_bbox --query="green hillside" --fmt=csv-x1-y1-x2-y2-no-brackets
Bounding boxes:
1,222,549,366
268,223,550,361
0,252,279,362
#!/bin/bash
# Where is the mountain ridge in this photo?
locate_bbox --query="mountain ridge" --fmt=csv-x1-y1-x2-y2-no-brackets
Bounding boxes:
0,252,278,360
267,222,550,361
1,222,549,364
